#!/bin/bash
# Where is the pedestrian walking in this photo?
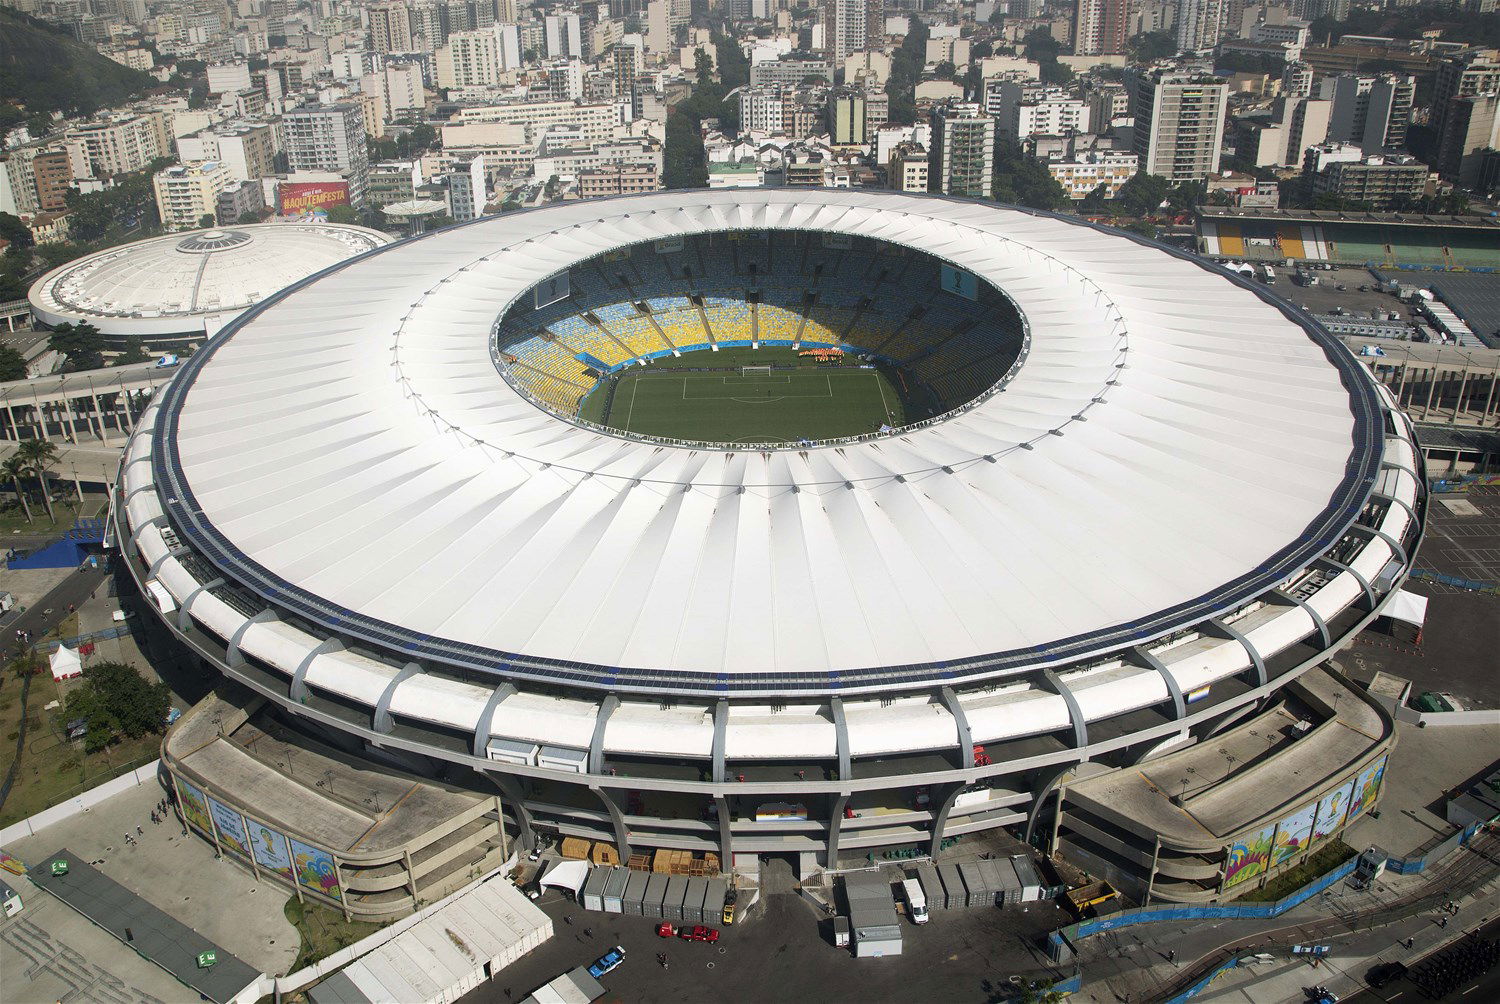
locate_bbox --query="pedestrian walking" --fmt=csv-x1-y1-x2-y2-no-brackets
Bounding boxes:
136,825,143,836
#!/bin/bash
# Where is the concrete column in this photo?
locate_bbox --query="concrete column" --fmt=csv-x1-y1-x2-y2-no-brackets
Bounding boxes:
2,403,16,441
1483,365,1500,425
594,786,632,861
487,771,535,851
29,389,49,441
1452,367,1471,424
826,792,849,867
89,388,110,445
1422,364,1439,420
60,395,78,444
715,794,732,866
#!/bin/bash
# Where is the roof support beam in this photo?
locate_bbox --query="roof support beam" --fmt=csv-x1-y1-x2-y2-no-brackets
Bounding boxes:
1348,522,1407,566
715,794,733,866
930,782,966,860
127,513,166,551
1038,670,1088,754
1023,763,1074,847
1316,556,1377,609
1270,589,1329,650
589,694,620,774
471,683,516,757
484,769,535,851
290,637,343,702
830,697,851,781
711,699,727,784
1130,646,1185,721
593,786,632,861
226,609,276,669
826,792,849,866
147,544,188,579
939,687,973,768
1371,489,1418,525
373,663,420,734
175,577,224,632
1206,617,1266,689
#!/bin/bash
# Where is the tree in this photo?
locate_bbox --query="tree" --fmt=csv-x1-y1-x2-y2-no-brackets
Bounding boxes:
884,17,930,125
992,142,1071,211
0,212,34,249
48,321,105,371
16,438,59,520
934,60,957,80
325,205,359,224
624,15,641,33
116,341,151,364
1114,172,1173,217
1,455,32,523
0,345,26,381
198,213,216,229
1080,182,1112,213
62,660,171,753
237,211,260,224
1128,30,1178,62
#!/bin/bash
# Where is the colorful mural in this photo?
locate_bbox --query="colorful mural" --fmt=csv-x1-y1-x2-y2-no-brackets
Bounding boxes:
289,837,341,901
0,848,25,875
1223,821,1277,890
207,796,251,858
247,819,295,882
1309,779,1356,849
175,777,213,836
1344,756,1388,827
1271,801,1319,868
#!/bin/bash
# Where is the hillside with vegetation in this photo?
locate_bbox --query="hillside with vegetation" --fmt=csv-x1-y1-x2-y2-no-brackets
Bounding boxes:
0,8,155,124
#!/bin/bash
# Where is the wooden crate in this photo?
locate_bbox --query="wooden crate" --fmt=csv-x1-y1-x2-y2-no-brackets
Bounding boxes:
627,854,652,872
560,837,591,861
591,843,620,866
652,849,676,873
704,853,720,875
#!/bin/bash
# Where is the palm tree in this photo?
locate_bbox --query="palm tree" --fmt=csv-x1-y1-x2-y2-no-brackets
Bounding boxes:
1,455,32,523
16,439,59,522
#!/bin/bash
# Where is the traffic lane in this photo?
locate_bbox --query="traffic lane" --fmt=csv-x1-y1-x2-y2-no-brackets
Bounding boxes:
1346,914,1500,1003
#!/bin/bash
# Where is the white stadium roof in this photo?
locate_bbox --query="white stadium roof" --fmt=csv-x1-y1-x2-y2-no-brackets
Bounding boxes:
149,191,1381,695
29,222,388,338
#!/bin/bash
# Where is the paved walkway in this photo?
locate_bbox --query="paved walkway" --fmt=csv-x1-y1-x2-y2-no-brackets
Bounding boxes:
8,779,299,977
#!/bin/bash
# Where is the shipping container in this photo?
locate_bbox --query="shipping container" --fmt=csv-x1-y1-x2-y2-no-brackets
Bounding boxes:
958,862,990,908
975,859,1008,907
914,863,944,912
683,876,710,924
602,867,629,913
643,873,670,919
937,862,966,911
994,858,1024,907
581,867,610,913
623,870,650,916
537,745,588,773
664,875,689,921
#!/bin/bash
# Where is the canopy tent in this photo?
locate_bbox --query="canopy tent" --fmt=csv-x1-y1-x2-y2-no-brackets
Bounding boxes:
49,645,82,681
1384,589,1428,628
537,859,589,898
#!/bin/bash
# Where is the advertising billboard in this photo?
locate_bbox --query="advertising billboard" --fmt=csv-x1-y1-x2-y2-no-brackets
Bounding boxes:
533,271,571,310
279,180,349,216
176,776,213,836
1271,801,1319,868
940,264,979,301
208,795,251,859
1344,756,1388,828
1223,821,1276,890
1309,779,1356,850
290,837,342,901
247,818,295,882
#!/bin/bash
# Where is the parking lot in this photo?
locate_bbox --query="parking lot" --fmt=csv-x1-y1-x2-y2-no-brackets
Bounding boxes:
462,880,1073,1004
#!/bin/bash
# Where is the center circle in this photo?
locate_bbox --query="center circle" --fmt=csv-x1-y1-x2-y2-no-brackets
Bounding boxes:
493,230,1029,447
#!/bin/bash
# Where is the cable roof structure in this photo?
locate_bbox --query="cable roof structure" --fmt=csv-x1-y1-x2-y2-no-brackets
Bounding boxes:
148,191,1380,693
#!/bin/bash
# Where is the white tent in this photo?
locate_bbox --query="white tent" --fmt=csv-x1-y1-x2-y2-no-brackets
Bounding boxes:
1384,588,1428,628
537,859,589,898
49,645,82,681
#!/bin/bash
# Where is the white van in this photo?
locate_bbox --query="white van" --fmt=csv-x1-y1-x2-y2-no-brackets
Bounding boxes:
900,877,929,924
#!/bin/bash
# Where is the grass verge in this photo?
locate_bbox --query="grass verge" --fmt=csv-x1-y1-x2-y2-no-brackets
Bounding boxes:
285,895,389,971
1237,839,1357,903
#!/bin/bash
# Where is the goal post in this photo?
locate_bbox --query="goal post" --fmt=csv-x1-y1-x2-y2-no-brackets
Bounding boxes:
741,365,773,377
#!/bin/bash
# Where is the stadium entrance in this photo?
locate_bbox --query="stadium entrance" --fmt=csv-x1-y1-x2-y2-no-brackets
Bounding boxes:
493,230,1028,447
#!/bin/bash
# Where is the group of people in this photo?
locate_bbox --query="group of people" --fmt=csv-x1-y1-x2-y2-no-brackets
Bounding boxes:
1410,932,1497,999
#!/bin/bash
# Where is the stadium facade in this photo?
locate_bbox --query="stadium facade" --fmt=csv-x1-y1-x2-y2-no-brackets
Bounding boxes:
116,192,1425,914
29,222,389,344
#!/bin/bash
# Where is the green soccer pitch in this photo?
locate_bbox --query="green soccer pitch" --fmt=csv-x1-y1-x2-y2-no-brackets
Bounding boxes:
579,347,906,444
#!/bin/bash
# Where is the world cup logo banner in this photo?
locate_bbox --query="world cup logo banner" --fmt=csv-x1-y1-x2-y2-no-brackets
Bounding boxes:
279,181,349,216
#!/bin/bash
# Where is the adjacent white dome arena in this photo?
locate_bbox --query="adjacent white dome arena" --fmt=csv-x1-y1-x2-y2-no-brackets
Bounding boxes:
29,222,389,342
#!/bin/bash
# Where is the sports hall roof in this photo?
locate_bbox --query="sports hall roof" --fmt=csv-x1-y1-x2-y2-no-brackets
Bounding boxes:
150,191,1381,691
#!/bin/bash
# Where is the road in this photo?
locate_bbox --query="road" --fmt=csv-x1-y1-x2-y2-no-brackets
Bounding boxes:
2,564,109,655
1345,914,1500,1003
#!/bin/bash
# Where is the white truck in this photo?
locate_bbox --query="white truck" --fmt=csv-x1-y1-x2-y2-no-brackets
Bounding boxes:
900,877,929,924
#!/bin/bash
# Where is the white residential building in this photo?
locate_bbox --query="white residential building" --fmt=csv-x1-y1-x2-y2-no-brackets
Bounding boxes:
153,160,235,230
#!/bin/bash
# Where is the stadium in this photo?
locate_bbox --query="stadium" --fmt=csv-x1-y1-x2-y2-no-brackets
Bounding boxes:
116,191,1426,914
28,222,389,345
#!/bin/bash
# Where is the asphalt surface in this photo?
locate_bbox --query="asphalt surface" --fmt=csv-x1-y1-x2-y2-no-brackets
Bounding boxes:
1345,914,1500,1003
463,885,1071,1004
1,563,109,657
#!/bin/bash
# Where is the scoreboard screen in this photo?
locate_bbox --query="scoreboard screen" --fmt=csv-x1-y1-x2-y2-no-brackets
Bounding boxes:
940,264,979,301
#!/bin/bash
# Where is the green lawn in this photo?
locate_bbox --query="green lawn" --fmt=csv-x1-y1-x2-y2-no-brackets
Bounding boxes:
584,348,905,444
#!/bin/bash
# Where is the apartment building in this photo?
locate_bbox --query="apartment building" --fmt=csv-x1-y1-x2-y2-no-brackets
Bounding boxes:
153,161,236,230
1129,69,1228,181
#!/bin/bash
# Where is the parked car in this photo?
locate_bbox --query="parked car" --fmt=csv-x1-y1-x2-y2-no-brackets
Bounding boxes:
679,925,720,943
1366,961,1406,988
656,922,675,938
588,945,626,979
